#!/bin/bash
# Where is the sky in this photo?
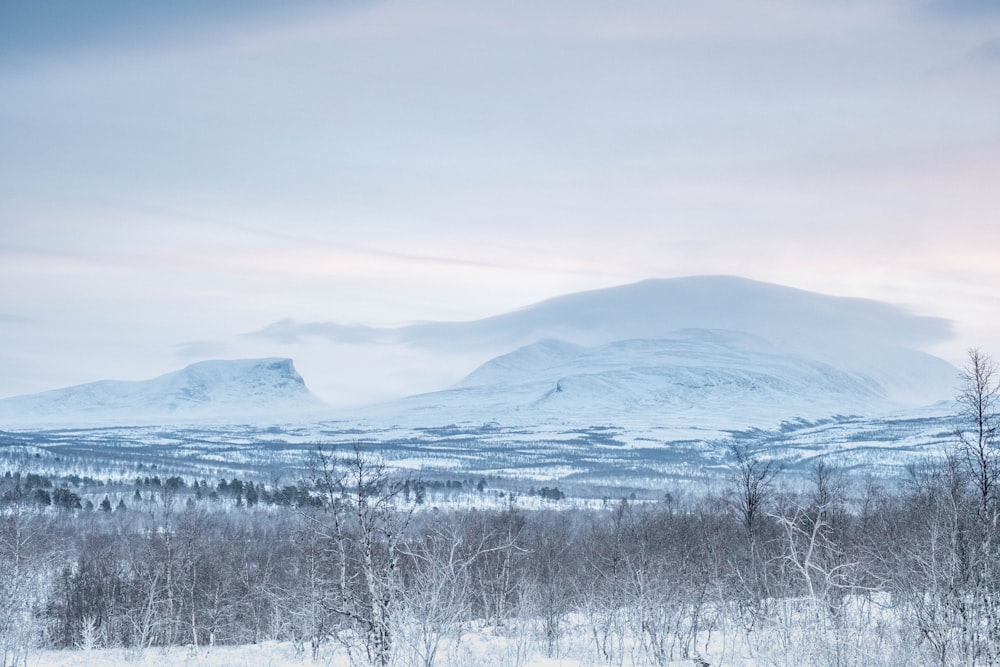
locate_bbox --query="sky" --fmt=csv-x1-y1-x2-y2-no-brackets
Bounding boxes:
1,0,999,406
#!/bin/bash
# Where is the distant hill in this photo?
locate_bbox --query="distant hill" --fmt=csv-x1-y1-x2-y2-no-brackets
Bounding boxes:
0,358,327,426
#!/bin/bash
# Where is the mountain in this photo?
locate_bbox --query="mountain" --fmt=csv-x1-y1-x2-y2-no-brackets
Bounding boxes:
2,277,960,434
332,277,957,432
0,358,327,426
365,328,957,433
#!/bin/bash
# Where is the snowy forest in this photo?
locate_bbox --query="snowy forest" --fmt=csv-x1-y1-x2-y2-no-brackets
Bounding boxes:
0,351,998,667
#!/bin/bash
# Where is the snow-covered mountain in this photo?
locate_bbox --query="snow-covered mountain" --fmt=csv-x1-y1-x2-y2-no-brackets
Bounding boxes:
366,328,957,432
1,277,961,435
0,358,327,426
321,277,957,432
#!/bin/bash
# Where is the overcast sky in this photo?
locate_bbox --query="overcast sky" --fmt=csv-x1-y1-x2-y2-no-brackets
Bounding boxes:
2,0,999,405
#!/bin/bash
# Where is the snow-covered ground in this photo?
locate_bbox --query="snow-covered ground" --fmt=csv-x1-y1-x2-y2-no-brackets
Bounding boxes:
0,399,957,503
21,600,920,667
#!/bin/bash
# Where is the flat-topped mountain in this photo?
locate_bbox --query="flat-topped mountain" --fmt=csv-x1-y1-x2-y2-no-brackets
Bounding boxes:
0,358,326,426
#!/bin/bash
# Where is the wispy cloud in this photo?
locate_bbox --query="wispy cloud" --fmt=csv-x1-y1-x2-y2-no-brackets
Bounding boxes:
248,278,955,356
247,319,390,345
972,36,1000,62
0,313,32,325
921,0,1000,18
173,340,234,360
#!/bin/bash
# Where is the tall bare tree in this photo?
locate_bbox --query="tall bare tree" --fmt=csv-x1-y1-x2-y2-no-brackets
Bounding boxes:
729,444,778,542
956,348,999,521
0,505,46,666
727,444,779,634
954,348,1000,665
308,446,411,666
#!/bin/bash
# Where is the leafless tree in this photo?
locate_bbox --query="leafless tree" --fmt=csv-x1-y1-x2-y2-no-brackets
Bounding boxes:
727,444,779,634
729,444,778,543
956,348,999,521
953,348,1000,665
307,446,412,666
470,498,527,628
396,509,515,667
0,499,53,667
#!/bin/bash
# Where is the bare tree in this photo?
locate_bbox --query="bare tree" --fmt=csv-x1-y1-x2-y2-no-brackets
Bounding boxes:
396,510,512,667
886,460,977,666
0,499,52,667
727,444,779,634
956,348,999,521
470,498,527,628
307,446,412,666
729,444,778,542
954,348,1000,666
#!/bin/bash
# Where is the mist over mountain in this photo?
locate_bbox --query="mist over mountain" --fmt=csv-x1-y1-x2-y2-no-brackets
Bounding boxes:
253,276,956,430
0,358,326,427
362,329,957,432
1,277,959,432
252,276,952,353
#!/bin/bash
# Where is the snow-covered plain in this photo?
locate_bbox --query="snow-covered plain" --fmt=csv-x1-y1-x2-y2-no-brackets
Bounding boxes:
0,404,958,504
16,596,936,667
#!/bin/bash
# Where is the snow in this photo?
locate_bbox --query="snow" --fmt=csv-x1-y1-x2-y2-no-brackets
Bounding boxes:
361,328,956,432
15,633,739,667
0,358,328,427
19,598,905,667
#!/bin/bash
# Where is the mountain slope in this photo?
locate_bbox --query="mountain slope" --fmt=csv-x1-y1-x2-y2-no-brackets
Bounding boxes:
367,329,958,432
0,358,327,426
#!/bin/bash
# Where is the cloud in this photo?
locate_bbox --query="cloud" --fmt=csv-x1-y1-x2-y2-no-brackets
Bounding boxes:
0,0,377,67
173,340,234,360
919,0,1000,18
248,277,955,355
247,319,391,346
972,36,1000,62
0,313,32,325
